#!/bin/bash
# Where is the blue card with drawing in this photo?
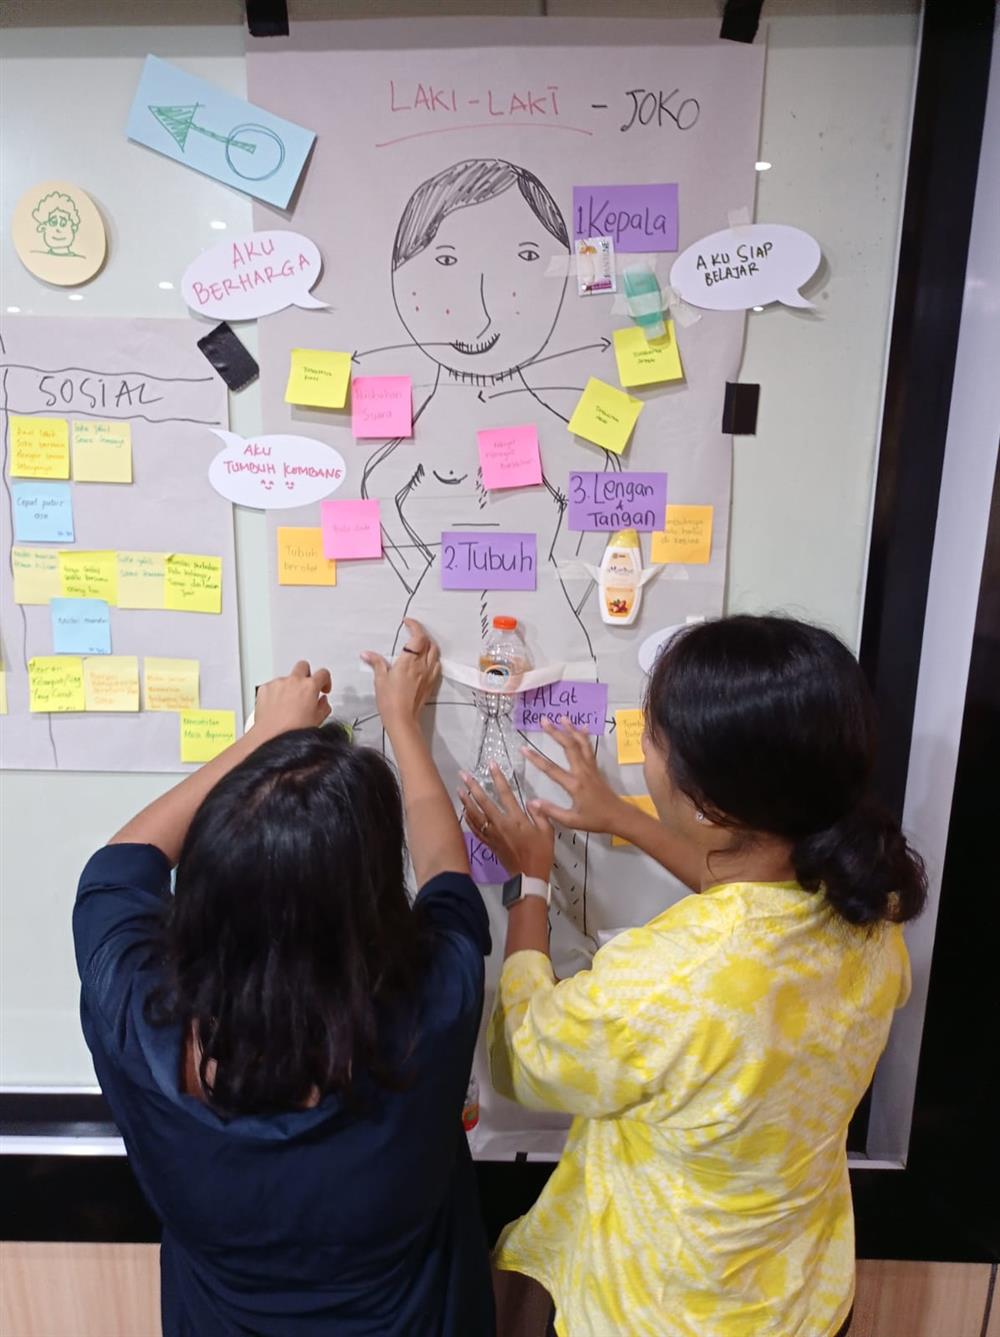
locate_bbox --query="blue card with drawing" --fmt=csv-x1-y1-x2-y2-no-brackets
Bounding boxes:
126,55,315,208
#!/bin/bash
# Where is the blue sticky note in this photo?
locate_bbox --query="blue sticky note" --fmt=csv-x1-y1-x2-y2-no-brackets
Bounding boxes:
51,598,111,656
125,55,315,208
12,482,75,543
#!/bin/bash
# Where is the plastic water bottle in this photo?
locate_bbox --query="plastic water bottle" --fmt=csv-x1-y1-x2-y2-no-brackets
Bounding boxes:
473,616,532,797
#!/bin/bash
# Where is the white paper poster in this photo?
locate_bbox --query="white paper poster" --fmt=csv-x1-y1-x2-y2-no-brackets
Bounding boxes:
248,18,764,1156
0,317,241,772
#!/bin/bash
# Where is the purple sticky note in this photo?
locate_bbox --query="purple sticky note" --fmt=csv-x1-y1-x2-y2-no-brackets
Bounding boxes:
568,471,667,532
515,681,608,735
440,532,536,590
465,831,510,886
573,184,679,253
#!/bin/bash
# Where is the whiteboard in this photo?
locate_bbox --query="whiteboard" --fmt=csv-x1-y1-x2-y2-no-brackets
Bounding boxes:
0,2,922,1165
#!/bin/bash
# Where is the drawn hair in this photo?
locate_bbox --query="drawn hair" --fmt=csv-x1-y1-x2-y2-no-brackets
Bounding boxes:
32,191,80,230
644,615,927,928
392,158,569,269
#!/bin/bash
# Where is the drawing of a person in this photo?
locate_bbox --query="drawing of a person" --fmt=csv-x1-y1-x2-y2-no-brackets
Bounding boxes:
360,158,618,664
31,192,83,257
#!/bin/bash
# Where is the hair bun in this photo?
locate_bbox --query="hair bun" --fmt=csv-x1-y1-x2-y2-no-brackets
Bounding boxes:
792,801,927,926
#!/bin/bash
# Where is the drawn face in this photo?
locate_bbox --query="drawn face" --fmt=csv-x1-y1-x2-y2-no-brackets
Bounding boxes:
392,188,567,380
38,208,77,253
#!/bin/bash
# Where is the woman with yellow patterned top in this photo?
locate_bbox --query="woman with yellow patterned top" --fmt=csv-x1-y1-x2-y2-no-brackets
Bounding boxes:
459,615,926,1337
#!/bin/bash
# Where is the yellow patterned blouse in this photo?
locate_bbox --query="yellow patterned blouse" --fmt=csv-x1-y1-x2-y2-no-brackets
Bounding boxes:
489,881,911,1337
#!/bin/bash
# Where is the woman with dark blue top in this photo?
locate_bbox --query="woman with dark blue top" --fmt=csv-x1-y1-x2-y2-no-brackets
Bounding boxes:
73,620,495,1337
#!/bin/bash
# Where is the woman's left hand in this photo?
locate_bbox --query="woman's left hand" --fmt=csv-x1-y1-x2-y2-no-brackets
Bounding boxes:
459,765,554,881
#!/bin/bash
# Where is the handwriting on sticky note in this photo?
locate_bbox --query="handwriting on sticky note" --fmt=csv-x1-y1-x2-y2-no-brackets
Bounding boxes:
614,709,645,764
164,554,222,613
29,656,85,712
285,348,352,409
651,505,714,565
351,376,412,438
51,598,111,656
12,482,74,543
10,417,70,479
477,425,542,491
71,420,133,483
573,183,679,252
12,547,61,605
613,323,684,388
612,794,659,846
144,657,200,711
441,532,536,591
117,552,166,609
321,499,382,560
516,681,607,734
59,550,118,605
568,471,667,532
465,832,510,886
567,378,643,455
180,709,236,763
83,656,139,711
277,527,336,586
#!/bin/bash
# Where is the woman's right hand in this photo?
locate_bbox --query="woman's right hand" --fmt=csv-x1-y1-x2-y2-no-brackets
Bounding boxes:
525,717,630,834
361,618,441,731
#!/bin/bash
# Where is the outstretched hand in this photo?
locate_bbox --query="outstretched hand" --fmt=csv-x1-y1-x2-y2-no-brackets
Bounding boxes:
361,618,441,731
254,661,332,739
524,716,630,835
459,764,554,882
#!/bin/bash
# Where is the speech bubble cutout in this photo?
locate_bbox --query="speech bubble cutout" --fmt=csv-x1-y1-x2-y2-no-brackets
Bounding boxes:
669,224,820,311
182,230,326,321
209,430,346,510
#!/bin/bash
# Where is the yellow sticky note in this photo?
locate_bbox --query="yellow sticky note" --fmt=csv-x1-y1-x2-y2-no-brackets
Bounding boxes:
567,377,643,455
12,547,61,604
28,656,85,712
71,420,133,483
144,657,200,711
59,550,119,604
614,709,645,765
10,417,70,479
83,656,139,712
651,505,715,566
277,527,337,586
165,554,222,614
285,348,352,409
0,670,7,715
180,709,236,763
117,552,166,609
612,323,684,388
612,794,659,846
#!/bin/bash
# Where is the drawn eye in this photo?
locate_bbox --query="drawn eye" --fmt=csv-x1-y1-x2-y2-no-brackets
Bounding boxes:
435,254,458,267
517,248,540,262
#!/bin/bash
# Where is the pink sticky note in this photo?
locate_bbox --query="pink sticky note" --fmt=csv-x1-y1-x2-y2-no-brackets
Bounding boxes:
321,499,382,559
351,376,412,439
477,424,542,491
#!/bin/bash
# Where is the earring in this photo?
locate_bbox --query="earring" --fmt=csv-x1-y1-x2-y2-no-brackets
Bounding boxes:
695,810,705,822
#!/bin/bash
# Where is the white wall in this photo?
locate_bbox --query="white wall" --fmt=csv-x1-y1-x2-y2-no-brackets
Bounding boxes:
1,1,921,1129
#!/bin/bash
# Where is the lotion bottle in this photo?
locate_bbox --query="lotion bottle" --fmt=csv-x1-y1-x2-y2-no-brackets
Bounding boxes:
598,529,643,626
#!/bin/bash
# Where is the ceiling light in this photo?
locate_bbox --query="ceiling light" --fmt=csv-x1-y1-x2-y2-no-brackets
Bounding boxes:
755,161,772,171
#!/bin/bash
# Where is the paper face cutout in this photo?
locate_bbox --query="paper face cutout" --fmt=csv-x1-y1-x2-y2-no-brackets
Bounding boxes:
11,180,107,286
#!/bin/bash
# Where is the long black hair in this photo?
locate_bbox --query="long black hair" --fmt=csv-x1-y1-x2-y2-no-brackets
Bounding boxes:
645,615,927,926
149,727,428,1117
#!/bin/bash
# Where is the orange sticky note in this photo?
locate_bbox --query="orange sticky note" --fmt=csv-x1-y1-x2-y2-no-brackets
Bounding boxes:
277,527,336,586
612,794,658,846
614,709,645,765
651,505,714,565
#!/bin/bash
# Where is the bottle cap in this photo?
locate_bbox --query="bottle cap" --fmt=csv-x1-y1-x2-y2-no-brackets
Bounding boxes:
492,615,518,630
607,529,640,549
